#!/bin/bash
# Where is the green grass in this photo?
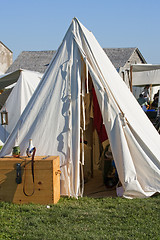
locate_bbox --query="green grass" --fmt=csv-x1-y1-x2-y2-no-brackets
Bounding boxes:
0,195,160,240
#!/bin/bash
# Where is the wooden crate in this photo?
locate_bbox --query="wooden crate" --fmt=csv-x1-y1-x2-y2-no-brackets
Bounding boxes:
0,156,61,204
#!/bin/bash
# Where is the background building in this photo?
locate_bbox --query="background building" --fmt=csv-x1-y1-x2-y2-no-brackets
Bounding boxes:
0,41,13,74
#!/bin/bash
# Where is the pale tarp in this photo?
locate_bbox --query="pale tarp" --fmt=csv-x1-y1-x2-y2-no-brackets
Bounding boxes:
0,69,42,144
0,18,160,198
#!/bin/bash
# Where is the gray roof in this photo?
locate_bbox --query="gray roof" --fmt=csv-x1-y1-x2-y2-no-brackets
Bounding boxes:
6,51,56,74
103,48,146,69
6,48,146,74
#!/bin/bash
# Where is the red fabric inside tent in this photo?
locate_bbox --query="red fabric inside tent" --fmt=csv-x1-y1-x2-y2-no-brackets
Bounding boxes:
92,87,108,143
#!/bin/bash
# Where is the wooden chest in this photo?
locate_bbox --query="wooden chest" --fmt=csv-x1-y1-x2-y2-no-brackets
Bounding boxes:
0,156,61,204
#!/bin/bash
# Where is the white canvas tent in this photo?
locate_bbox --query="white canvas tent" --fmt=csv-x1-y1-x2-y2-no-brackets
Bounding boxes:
0,18,160,199
0,69,43,144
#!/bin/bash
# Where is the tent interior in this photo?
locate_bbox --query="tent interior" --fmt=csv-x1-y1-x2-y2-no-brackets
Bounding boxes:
80,71,119,197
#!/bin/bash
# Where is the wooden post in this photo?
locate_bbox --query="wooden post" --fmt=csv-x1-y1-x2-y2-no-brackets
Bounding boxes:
149,84,152,108
130,65,133,92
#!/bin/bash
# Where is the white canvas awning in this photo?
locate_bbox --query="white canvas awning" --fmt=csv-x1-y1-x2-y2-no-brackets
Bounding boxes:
0,70,21,90
131,64,160,86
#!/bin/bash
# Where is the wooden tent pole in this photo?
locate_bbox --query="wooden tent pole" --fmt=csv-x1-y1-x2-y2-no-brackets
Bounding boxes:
91,119,93,178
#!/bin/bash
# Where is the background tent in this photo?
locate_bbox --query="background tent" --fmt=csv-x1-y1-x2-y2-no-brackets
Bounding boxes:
131,64,160,101
0,69,43,144
0,18,160,199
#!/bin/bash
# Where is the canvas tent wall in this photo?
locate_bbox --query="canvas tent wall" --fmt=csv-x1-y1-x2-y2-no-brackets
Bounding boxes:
0,18,160,199
131,64,160,101
0,69,43,144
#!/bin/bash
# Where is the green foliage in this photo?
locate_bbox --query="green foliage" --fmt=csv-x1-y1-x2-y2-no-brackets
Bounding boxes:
0,195,160,240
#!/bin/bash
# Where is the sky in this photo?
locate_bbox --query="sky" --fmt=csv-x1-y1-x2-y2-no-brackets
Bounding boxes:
1,0,160,64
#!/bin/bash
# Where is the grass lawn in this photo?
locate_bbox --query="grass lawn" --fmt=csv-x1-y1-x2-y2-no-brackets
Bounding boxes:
0,195,160,240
